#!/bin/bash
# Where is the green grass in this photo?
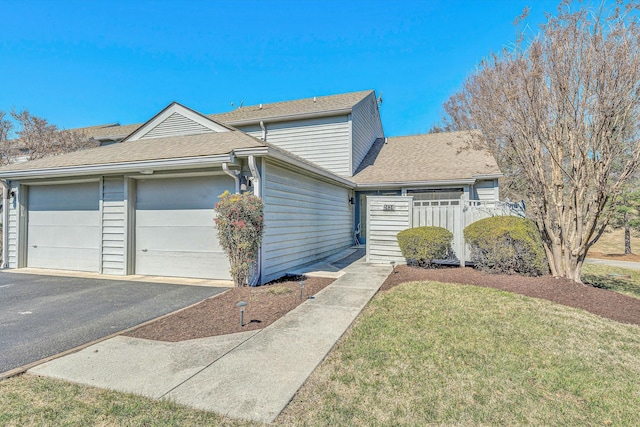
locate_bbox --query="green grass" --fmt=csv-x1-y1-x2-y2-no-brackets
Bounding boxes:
279,281,640,426
582,264,640,299
0,375,257,427
264,285,294,296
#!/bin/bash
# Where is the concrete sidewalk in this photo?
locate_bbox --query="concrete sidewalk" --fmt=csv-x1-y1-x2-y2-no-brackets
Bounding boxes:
585,257,640,271
28,254,391,423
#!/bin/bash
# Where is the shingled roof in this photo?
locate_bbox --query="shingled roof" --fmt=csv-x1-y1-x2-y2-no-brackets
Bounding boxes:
75,90,373,140
208,90,373,124
0,131,265,172
351,132,502,185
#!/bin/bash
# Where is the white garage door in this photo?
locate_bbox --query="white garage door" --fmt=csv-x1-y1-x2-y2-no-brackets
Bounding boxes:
135,175,233,280
27,182,100,272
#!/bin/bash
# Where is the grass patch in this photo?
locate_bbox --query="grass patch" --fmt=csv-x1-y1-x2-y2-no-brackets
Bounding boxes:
280,281,640,426
581,264,640,299
264,285,294,296
0,375,257,427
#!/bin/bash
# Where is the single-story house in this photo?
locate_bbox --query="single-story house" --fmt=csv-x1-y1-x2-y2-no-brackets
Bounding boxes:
0,90,502,284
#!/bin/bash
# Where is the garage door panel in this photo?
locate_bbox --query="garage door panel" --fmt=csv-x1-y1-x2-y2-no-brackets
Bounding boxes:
136,226,220,252
28,225,100,248
28,210,100,227
136,178,227,208
27,247,99,271
136,251,226,279
28,183,99,211
135,209,217,227
27,182,100,272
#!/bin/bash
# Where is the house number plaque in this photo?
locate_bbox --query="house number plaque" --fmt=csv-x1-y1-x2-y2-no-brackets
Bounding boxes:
383,204,395,211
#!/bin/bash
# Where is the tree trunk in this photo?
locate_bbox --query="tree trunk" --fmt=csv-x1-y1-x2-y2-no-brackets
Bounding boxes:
625,221,632,255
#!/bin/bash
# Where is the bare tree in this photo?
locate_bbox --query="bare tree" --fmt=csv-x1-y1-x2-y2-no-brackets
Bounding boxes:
9,109,95,162
442,1,640,282
0,111,15,165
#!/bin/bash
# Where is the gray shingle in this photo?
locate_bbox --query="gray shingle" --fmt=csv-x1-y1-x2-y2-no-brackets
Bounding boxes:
351,132,501,184
0,131,265,172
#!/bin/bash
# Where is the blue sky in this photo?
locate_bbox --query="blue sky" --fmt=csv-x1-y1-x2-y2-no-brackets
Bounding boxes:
1,0,561,137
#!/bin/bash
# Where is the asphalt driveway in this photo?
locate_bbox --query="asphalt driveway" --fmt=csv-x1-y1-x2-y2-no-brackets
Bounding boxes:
0,271,227,375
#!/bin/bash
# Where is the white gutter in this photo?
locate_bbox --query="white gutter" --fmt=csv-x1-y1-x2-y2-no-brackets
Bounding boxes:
0,153,238,180
1,180,9,268
355,178,477,189
248,155,261,287
222,163,241,193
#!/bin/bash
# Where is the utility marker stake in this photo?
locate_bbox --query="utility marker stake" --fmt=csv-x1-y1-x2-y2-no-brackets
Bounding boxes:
236,301,247,327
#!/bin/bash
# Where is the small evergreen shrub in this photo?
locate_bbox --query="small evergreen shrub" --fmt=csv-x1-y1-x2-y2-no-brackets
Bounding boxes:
464,216,549,276
214,191,264,287
397,226,453,267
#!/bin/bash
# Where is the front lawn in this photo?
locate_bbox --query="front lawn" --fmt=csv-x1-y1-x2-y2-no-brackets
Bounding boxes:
279,281,640,426
2,279,639,426
0,375,256,427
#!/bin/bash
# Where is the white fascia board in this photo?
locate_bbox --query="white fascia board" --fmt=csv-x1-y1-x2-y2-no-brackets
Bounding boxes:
224,108,353,127
0,154,235,180
355,178,477,190
234,146,355,188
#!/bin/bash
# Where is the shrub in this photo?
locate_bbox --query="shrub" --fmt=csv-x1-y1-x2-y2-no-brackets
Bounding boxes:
214,191,264,287
397,226,453,267
464,216,549,276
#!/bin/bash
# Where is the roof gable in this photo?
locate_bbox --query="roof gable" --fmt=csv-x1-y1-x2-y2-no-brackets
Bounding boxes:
124,102,231,142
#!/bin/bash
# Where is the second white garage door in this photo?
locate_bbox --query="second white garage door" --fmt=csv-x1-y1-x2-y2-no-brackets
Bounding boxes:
135,175,233,280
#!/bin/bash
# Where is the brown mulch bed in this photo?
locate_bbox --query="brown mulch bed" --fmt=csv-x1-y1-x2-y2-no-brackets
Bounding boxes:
124,276,334,342
125,264,640,343
381,265,640,327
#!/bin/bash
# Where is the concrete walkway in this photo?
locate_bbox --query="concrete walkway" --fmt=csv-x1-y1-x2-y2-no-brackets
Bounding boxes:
28,254,391,424
585,257,640,270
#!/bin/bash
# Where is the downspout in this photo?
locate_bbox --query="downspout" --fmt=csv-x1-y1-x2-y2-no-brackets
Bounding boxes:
222,163,240,194
248,155,261,198
1,180,9,269
260,120,267,141
248,155,262,286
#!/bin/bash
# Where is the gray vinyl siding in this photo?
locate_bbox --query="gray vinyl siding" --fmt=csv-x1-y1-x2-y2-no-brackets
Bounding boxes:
102,176,126,275
261,161,353,283
140,112,213,139
241,116,351,177
7,182,19,268
474,179,498,201
351,94,384,175
236,124,263,140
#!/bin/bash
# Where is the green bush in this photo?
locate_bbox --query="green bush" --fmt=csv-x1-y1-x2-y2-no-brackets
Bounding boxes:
464,216,549,276
214,190,264,287
397,226,453,267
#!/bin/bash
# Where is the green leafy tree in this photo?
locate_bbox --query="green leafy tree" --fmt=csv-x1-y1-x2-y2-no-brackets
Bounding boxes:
608,189,640,255
214,191,264,287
